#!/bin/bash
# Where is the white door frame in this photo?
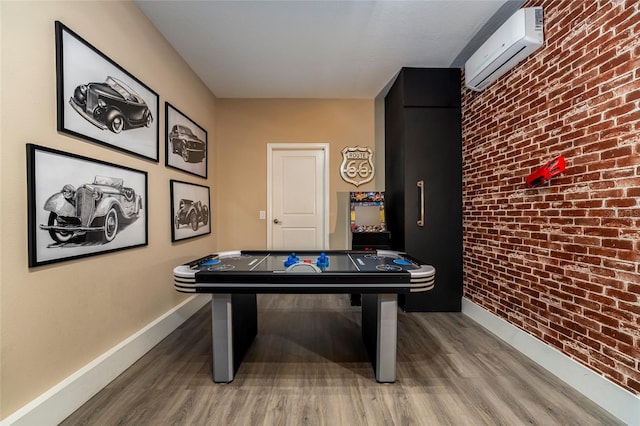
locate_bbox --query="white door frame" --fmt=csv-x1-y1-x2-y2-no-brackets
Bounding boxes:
266,143,330,249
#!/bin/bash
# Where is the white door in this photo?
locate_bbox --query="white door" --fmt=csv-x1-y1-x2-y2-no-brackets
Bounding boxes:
267,144,329,250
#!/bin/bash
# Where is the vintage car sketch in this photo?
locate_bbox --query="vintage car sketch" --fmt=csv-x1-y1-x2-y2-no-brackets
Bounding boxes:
69,76,153,134
168,125,206,163
174,199,209,231
40,176,143,243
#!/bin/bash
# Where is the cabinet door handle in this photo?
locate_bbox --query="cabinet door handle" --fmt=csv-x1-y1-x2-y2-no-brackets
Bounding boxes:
417,180,425,227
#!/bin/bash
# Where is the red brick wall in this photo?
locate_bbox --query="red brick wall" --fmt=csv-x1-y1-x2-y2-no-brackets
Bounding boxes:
462,0,639,394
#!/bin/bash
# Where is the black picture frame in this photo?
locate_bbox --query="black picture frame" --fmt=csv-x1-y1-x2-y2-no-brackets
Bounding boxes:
55,21,160,162
27,144,148,267
170,180,211,242
165,103,208,178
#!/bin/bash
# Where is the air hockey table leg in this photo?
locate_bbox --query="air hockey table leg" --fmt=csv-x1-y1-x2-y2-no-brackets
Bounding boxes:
361,293,398,383
211,293,257,383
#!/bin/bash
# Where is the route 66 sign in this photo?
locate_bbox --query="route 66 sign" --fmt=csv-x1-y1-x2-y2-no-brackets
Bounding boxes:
340,146,375,186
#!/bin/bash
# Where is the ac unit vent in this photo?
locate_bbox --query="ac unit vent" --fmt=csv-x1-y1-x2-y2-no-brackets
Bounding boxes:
465,7,544,91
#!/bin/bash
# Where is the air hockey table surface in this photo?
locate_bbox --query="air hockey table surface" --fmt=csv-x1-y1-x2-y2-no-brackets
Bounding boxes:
174,249,435,293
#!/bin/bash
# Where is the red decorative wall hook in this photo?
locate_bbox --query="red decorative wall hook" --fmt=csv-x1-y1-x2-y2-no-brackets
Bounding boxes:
526,156,566,188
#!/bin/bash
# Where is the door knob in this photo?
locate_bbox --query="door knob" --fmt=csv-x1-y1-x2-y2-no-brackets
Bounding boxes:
273,219,281,224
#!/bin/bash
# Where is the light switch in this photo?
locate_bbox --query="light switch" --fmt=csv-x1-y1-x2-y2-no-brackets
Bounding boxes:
259,210,266,220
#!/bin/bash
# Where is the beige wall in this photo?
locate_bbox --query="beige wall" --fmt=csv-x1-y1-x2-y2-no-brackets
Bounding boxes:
0,1,217,418
215,99,376,251
0,4,378,418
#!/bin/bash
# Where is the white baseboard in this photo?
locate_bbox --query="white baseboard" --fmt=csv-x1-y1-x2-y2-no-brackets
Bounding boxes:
1,295,210,426
462,297,640,426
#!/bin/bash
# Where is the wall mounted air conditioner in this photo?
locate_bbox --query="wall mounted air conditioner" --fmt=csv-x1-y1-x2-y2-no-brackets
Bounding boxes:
465,7,544,91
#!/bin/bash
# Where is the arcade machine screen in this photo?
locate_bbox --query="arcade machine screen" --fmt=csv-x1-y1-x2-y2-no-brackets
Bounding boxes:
350,192,389,306
350,191,386,233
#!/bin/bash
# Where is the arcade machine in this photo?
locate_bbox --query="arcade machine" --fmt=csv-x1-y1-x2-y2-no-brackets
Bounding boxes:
349,191,390,305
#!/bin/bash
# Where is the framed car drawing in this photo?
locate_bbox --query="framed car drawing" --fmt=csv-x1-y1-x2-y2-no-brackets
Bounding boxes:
165,103,208,178
170,180,211,242
55,21,159,162
27,144,148,267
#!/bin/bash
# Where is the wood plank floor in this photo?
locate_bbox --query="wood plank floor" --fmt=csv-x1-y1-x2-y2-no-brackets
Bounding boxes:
61,294,621,425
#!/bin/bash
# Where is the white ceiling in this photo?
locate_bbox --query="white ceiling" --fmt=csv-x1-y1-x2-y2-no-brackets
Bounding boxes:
135,0,522,99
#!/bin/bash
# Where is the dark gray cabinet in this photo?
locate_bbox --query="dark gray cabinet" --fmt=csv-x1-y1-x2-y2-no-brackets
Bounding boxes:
384,68,462,312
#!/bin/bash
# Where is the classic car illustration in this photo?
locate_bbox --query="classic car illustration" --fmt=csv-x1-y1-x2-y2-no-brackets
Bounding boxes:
168,125,206,163
174,199,209,231
40,176,143,243
70,76,153,134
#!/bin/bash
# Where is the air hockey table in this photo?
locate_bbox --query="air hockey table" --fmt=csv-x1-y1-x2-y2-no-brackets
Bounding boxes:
173,249,435,383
